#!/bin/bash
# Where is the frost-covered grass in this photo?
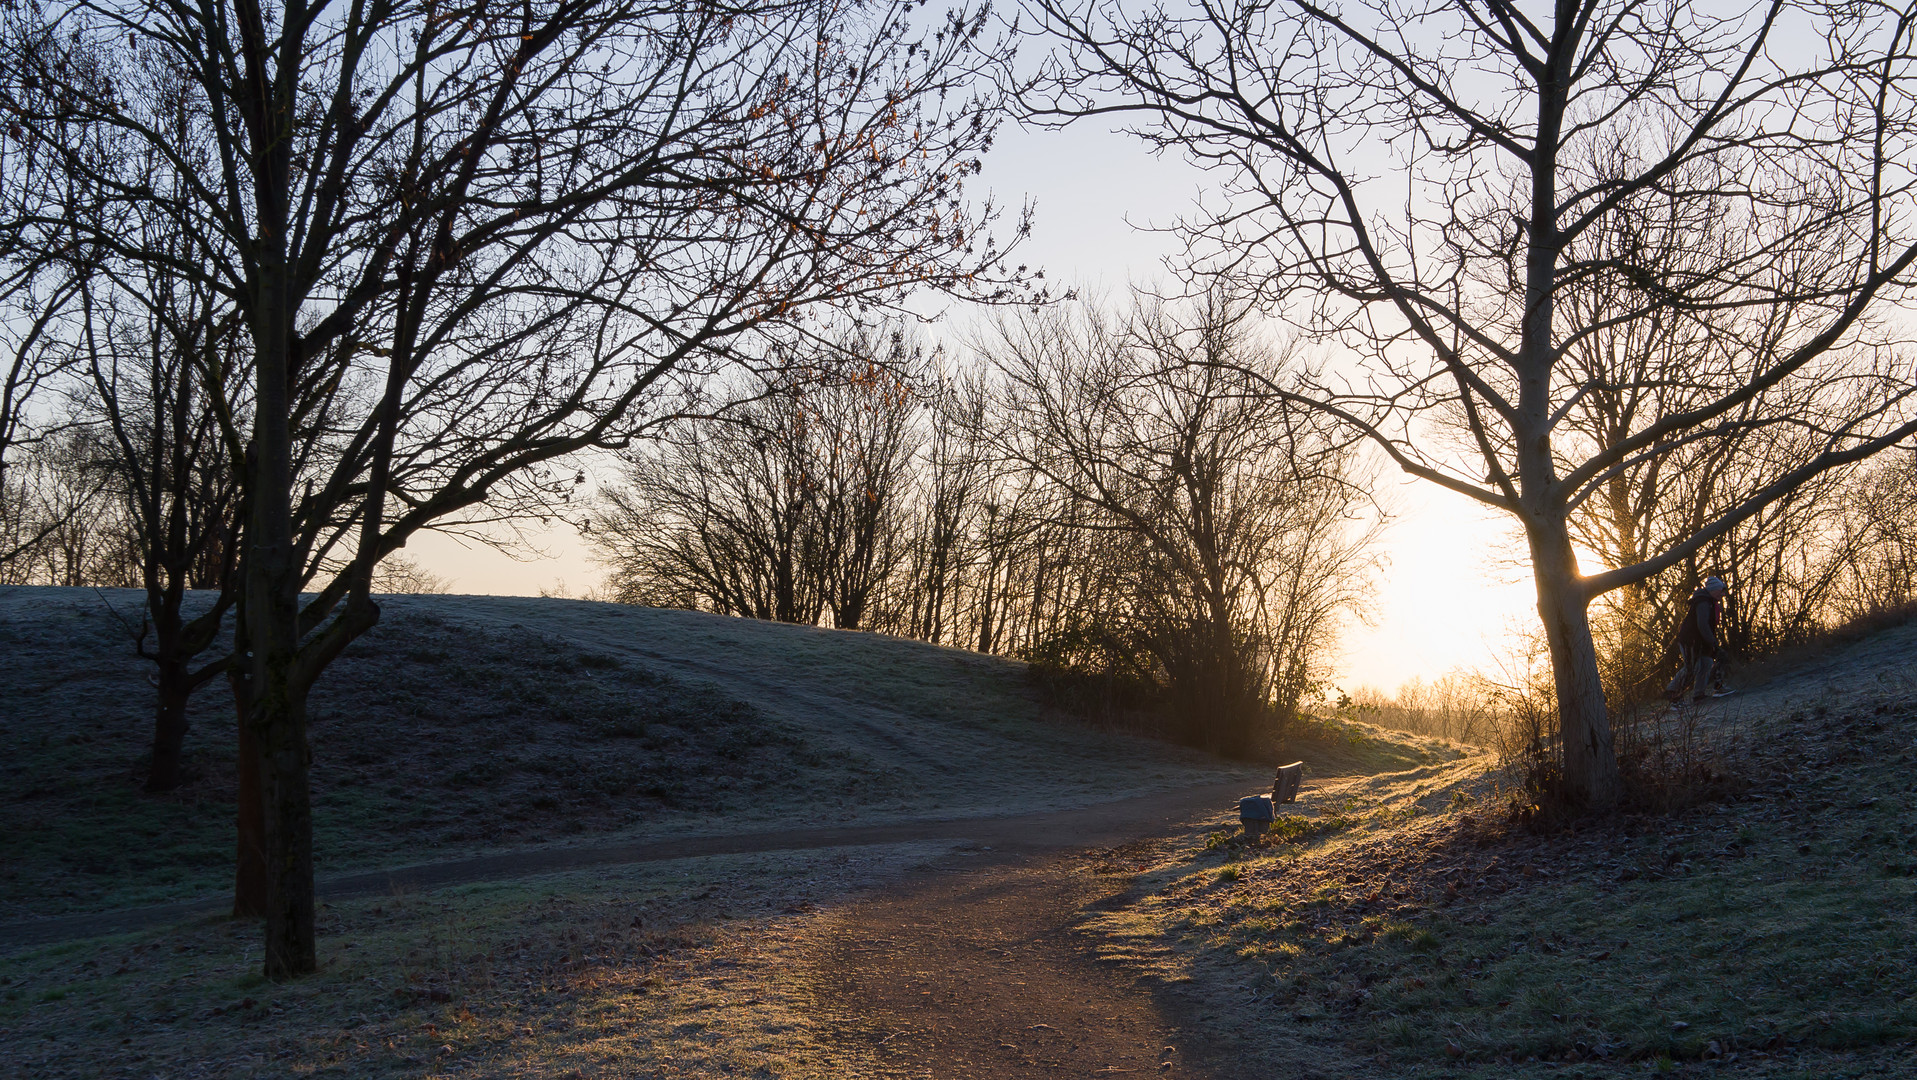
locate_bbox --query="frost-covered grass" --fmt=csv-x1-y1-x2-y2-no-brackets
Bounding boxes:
1078,621,1917,1078
0,587,1260,921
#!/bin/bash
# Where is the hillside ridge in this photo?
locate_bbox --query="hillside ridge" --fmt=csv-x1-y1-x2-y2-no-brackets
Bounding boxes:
0,586,1272,922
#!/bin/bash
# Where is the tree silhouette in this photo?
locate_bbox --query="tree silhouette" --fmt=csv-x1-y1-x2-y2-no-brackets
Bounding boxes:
7,0,1024,974
1025,0,1917,806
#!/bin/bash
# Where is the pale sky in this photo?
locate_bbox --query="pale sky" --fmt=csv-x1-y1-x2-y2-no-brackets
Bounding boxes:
408,118,1541,695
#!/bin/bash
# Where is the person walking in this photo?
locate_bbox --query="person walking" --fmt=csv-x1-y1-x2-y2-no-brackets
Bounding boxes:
1665,576,1730,703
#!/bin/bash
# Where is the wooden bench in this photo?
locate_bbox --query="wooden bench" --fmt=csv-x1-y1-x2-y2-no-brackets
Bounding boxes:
1239,762,1306,838
1273,761,1304,804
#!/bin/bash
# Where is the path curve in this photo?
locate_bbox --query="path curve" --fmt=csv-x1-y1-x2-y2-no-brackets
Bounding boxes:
0,779,1258,954
800,850,1240,1079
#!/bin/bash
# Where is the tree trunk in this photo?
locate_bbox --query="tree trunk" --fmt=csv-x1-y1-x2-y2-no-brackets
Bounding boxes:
837,592,866,631
1513,50,1623,811
230,668,267,919
251,673,316,976
977,561,997,654
243,408,317,974
234,463,315,973
144,661,192,792
1529,517,1620,809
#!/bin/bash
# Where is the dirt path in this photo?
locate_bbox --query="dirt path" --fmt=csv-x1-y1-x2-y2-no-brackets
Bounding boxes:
6,778,1277,1078
0,779,1260,954
801,850,1242,1080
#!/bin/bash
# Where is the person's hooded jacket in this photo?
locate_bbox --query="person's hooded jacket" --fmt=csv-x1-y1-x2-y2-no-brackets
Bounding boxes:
1676,586,1724,657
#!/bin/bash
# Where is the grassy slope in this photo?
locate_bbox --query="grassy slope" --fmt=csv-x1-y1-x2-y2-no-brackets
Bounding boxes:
0,587,1260,921
0,588,1511,1080
1086,618,1917,1078
0,587,1279,1080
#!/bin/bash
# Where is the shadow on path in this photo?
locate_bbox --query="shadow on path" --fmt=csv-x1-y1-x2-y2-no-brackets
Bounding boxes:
0,780,1257,954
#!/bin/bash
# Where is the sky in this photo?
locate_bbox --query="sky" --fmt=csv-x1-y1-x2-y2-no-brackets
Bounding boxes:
408,117,1543,696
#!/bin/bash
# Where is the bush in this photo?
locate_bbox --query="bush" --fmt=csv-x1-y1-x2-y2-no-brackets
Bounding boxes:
1024,623,1294,759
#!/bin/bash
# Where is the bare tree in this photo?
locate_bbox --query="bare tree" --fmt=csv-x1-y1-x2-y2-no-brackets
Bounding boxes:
1026,0,1917,806
597,382,832,622
983,295,1378,755
2,21,238,799
9,0,1022,975
898,367,995,643
807,328,926,630
0,132,96,571
0,428,132,584
594,325,927,628
369,553,451,595
1,0,152,581
965,465,1052,653
1542,151,1889,686
596,294,1379,758
1831,455,1917,618
75,263,244,793
0,277,89,569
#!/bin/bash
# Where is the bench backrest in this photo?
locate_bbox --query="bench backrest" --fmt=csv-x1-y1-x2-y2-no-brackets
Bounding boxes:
1273,761,1304,804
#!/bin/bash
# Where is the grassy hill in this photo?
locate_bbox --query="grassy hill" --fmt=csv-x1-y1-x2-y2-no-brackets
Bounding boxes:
0,585,1606,1080
14,587,1900,1078
1085,616,1917,1077
0,587,1276,921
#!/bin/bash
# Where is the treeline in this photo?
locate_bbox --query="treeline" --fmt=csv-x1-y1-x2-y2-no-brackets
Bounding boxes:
590,296,1383,757
1,429,147,588
1,426,442,595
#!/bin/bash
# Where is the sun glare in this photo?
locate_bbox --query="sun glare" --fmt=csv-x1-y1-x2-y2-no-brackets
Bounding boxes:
1338,481,1539,696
